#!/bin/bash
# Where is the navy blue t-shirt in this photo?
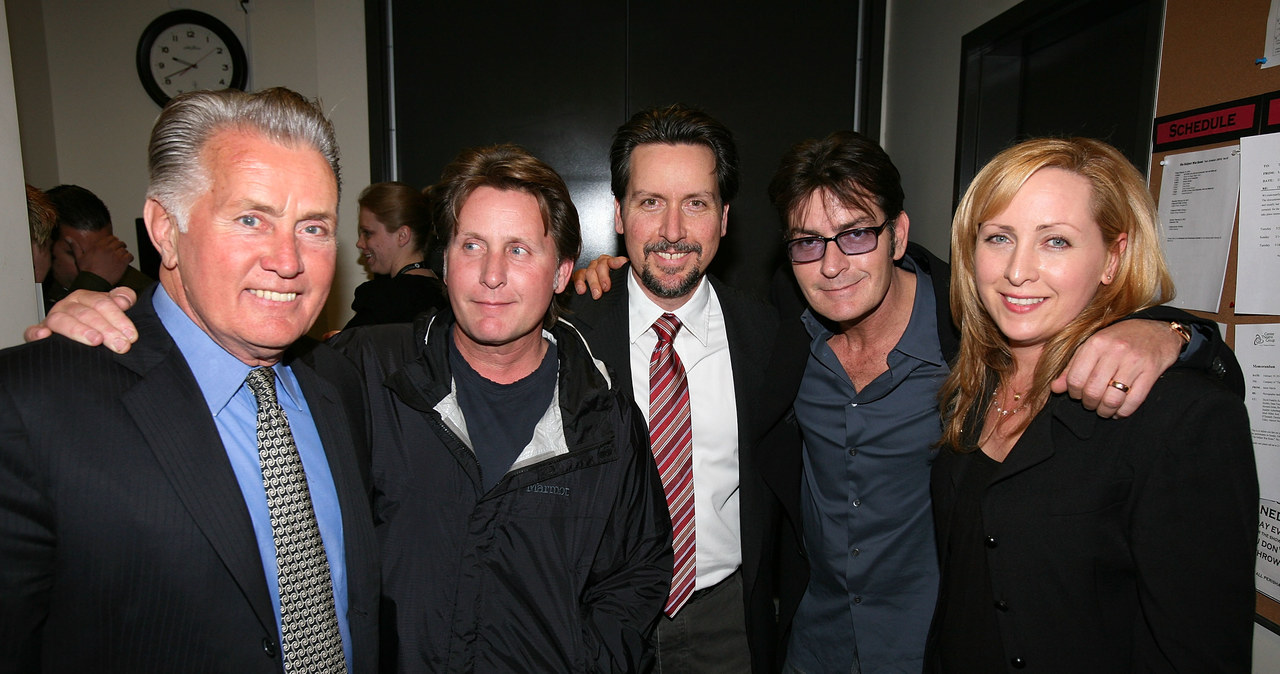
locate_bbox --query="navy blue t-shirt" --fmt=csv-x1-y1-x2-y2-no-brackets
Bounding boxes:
449,334,558,492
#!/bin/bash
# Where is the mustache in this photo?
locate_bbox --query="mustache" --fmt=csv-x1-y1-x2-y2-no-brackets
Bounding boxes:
643,241,702,255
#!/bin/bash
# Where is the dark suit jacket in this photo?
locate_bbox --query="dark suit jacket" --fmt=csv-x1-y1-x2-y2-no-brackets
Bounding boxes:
928,371,1257,671
753,242,1244,667
0,287,378,674
563,266,789,674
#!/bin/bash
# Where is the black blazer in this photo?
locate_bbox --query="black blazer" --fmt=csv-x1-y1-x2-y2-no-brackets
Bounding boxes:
562,266,787,674
0,287,378,674
928,372,1257,672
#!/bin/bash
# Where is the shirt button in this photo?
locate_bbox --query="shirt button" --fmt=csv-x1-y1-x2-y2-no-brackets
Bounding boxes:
262,637,278,658
853,499,862,507
984,535,998,548
850,402,858,408
1010,657,1026,669
847,447,858,457
853,595,863,604
994,600,1009,612
851,548,861,557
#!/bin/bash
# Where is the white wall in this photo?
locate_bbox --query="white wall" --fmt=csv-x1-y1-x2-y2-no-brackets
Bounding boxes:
0,0,41,347
7,0,370,335
882,0,1021,259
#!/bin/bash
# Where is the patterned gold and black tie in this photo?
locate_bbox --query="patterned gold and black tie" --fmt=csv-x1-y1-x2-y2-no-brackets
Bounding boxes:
245,367,346,674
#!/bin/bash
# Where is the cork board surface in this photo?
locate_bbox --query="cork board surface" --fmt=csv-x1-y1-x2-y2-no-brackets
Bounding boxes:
1149,0,1280,628
1148,0,1280,332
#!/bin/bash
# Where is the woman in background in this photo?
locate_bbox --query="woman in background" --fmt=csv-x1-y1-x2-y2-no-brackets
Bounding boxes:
929,137,1256,672
345,181,446,328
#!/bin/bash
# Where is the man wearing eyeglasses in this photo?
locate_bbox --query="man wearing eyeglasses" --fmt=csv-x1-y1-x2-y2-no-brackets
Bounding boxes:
758,130,1240,673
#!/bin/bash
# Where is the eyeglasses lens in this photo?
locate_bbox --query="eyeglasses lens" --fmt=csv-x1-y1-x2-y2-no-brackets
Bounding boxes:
786,225,883,263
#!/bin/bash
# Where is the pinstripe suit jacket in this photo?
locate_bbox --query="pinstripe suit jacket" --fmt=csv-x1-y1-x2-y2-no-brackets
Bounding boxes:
0,287,378,674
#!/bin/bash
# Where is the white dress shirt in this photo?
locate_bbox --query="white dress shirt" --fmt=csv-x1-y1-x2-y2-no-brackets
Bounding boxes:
627,272,741,590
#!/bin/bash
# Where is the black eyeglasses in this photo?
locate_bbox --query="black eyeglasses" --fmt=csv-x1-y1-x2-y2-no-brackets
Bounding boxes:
786,219,893,263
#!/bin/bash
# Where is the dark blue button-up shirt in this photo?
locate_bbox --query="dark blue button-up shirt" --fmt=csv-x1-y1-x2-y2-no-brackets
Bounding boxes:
786,257,948,673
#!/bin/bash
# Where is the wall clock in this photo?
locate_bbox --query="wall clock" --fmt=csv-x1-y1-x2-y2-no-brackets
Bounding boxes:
136,10,248,107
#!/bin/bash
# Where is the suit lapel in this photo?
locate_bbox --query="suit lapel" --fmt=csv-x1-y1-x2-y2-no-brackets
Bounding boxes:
709,276,775,599
711,276,773,445
564,265,634,384
991,401,1071,482
116,301,275,635
291,357,377,614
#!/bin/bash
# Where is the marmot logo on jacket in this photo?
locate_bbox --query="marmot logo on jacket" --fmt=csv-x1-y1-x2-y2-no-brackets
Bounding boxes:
526,484,571,497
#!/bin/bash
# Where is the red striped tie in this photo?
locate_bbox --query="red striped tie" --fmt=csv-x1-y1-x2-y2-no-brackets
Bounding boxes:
649,313,695,617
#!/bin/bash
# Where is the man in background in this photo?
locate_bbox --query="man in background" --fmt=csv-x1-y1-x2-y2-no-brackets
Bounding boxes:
43,183,151,310
26,184,55,284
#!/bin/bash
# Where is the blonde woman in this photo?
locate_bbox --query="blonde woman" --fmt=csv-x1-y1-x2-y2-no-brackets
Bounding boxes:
929,138,1256,671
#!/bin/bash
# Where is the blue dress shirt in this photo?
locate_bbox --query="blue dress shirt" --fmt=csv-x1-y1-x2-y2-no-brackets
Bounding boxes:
786,256,949,674
154,286,351,669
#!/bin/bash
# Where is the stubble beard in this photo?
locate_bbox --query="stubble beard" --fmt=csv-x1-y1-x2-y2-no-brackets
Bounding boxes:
640,242,704,300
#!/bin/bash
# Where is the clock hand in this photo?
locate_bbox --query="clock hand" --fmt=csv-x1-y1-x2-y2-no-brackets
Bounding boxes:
170,49,217,78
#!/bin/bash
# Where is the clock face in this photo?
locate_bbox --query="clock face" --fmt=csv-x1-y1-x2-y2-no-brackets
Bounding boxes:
136,10,248,107
148,23,237,100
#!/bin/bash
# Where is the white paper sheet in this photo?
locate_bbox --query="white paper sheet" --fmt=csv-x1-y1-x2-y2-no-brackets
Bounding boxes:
1264,0,1280,69
1237,133,1280,315
1157,146,1240,312
1239,324,1280,599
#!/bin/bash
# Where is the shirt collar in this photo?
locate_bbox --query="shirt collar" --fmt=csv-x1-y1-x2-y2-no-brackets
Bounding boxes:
893,255,946,366
800,253,945,367
153,284,304,415
626,269,715,346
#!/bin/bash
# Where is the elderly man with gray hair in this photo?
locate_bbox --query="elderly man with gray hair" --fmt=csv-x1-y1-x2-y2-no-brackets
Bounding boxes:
0,87,378,673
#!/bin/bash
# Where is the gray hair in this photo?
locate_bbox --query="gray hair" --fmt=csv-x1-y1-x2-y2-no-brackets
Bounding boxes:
146,87,340,230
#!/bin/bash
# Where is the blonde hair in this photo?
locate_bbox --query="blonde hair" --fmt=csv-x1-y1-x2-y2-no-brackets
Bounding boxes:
940,137,1173,450
26,184,55,248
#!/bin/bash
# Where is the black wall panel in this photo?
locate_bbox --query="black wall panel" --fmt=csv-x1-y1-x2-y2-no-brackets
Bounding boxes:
376,1,876,295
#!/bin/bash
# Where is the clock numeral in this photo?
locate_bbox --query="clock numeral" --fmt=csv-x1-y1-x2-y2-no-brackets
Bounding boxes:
222,64,229,71
161,46,169,54
219,78,228,85
185,30,195,38
216,47,224,54
164,77,172,85
157,62,166,70
171,34,178,42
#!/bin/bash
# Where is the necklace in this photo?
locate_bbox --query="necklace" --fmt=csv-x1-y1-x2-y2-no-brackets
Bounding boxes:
394,260,427,277
991,387,1027,417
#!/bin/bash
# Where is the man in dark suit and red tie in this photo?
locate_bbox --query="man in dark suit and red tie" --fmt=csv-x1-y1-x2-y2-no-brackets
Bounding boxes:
567,104,793,673
0,87,378,674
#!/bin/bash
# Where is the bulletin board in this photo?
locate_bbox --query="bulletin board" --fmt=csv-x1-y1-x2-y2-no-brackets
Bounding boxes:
1146,0,1280,631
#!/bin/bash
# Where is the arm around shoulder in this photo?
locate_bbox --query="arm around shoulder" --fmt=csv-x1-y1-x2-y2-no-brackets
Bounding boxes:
1128,306,1244,396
